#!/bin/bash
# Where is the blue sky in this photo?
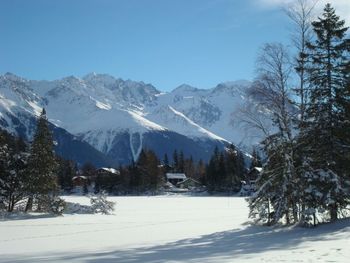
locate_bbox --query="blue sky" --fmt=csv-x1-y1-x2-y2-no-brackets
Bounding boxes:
0,0,348,91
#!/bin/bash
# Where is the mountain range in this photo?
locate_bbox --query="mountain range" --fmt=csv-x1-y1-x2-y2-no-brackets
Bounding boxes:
0,72,264,167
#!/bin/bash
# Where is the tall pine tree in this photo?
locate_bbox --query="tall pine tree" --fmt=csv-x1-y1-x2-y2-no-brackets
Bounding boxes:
25,109,58,212
301,3,350,221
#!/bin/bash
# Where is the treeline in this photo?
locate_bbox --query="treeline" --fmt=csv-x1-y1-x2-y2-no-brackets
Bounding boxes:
64,146,248,195
0,109,251,213
205,145,246,193
245,2,350,226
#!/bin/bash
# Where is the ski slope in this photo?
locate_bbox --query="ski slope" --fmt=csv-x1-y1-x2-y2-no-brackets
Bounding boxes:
0,196,349,262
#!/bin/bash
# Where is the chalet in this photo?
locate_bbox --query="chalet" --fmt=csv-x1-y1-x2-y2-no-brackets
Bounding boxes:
72,175,88,187
75,167,119,186
176,178,202,189
97,167,120,176
166,173,187,186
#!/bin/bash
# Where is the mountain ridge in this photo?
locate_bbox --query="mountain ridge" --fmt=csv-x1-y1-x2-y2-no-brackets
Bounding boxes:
0,72,262,166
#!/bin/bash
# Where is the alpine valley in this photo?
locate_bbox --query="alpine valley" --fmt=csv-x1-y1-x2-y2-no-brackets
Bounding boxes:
0,72,264,167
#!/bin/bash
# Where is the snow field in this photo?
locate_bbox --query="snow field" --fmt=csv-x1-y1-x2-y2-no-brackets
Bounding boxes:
0,196,349,262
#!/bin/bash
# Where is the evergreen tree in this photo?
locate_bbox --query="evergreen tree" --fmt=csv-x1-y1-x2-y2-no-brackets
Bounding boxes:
119,166,131,195
250,147,262,168
235,151,246,182
218,152,226,190
184,155,195,178
196,159,206,185
135,149,162,193
178,150,185,173
249,134,297,225
163,153,171,172
128,161,142,193
25,109,58,212
0,130,28,212
225,144,244,192
206,146,226,192
94,174,101,193
172,150,179,172
338,55,350,180
136,149,148,191
57,158,75,192
301,3,350,221
82,162,96,178
145,150,162,191
81,162,96,192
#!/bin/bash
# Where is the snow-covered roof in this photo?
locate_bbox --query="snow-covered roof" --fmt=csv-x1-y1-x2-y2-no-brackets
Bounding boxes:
101,167,119,174
166,173,187,179
72,176,87,180
252,167,263,172
177,178,201,185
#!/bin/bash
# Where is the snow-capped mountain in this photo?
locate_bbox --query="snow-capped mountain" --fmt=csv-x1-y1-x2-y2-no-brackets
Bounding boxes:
0,72,262,166
147,80,261,148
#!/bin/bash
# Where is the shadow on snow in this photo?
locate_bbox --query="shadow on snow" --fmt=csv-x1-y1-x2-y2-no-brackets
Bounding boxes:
4,218,350,263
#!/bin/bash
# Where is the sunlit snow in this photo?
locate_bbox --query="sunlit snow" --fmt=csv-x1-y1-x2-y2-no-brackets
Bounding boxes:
0,196,349,263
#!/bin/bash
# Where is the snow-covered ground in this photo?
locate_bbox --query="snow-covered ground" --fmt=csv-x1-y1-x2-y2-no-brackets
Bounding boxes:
0,196,349,262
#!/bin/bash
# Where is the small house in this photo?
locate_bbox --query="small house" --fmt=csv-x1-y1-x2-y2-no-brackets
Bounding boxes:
176,178,202,189
72,175,88,187
166,173,187,186
97,167,120,176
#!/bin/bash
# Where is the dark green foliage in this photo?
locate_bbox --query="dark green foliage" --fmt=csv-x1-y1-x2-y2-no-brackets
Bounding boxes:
206,145,245,193
25,109,59,211
249,135,298,225
250,3,349,226
172,150,179,172
96,149,164,194
94,172,121,194
0,129,28,212
206,146,222,192
184,156,195,179
82,162,96,178
226,145,246,191
57,157,76,192
196,159,207,185
178,151,185,173
301,3,350,221
91,146,244,195
250,148,262,169
0,125,76,213
136,149,162,192
163,153,171,173
78,162,95,193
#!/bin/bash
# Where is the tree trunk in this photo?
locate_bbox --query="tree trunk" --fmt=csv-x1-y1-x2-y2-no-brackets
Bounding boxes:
7,201,12,212
313,213,316,227
267,199,271,225
8,197,15,212
330,204,338,222
300,203,306,224
292,201,298,223
25,197,33,212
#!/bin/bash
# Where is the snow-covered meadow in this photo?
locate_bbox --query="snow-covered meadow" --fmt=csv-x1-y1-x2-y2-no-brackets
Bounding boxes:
0,196,349,262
